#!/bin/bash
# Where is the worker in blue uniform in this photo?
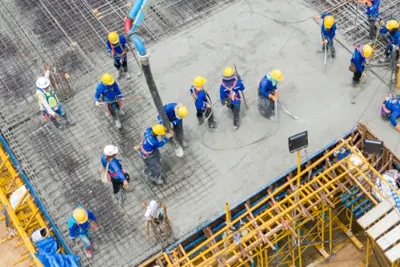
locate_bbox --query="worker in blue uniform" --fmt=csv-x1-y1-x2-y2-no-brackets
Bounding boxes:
157,103,189,148
314,13,337,58
94,73,124,129
360,0,380,39
220,67,245,131
190,76,216,129
106,32,130,79
101,145,131,206
258,69,283,119
141,124,174,185
350,44,373,87
381,94,400,131
68,206,99,258
379,19,400,63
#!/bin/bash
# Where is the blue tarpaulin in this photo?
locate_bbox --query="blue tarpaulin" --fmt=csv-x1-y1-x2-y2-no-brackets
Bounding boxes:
35,236,80,267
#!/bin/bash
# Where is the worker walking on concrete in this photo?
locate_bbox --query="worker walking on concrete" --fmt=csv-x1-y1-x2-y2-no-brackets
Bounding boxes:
157,103,189,148
220,67,245,131
349,44,373,87
35,66,75,129
381,94,400,131
314,13,337,58
141,124,173,185
106,32,131,79
360,0,380,39
258,69,283,119
101,145,130,206
94,73,125,129
68,206,99,258
189,76,216,129
379,19,400,63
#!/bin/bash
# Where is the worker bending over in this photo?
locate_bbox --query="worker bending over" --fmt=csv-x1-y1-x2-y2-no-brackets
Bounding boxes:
35,66,75,129
157,103,189,148
360,0,380,39
258,69,283,119
220,67,245,130
381,94,400,131
379,19,400,63
106,32,130,79
315,13,337,58
350,44,373,87
141,124,173,185
68,206,99,258
189,76,216,129
101,145,130,206
94,73,125,129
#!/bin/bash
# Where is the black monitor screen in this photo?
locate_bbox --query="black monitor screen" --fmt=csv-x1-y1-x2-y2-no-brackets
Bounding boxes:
288,131,308,153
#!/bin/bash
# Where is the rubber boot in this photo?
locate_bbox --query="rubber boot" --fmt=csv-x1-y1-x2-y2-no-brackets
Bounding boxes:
197,116,205,126
115,191,125,207
62,114,75,126
118,109,125,116
208,121,216,129
84,248,92,258
181,139,188,148
330,46,336,58
116,69,121,79
115,119,122,129
52,120,63,130
125,72,131,80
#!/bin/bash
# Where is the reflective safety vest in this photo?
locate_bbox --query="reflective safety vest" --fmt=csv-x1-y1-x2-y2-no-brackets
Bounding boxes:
221,79,240,101
35,88,59,110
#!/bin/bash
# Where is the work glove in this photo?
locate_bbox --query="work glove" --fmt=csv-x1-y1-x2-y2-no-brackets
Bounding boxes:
396,125,400,132
269,94,277,101
313,15,320,20
95,101,100,107
379,20,385,27
323,39,328,45
123,180,129,189
165,132,174,139
107,51,113,58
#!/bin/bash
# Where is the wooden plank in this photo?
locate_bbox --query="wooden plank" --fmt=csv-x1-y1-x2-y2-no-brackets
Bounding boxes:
357,199,393,229
367,210,400,239
376,224,400,251
385,242,400,263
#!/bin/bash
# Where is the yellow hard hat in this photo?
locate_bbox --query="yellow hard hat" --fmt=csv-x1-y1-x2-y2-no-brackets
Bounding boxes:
386,20,400,30
362,44,373,58
223,67,235,77
73,208,88,224
101,73,114,85
108,32,119,44
323,16,335,29
176,104,188,118
152,124,167,136
193,76,206,87
271,69,283,82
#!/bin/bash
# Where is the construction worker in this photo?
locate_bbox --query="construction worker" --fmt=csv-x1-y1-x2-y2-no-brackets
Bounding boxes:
381,94,400,131
350,44,373,87
94,73,125,129
35,66,75,129
314,13,337,58
379,19,400,63
67,206,99,258
101,145,130,206
157,103,189,148
106,32,130,79
258,69,283,119
360,0,380,39
141,124,173,185
220,67,245,130
189,76,216,129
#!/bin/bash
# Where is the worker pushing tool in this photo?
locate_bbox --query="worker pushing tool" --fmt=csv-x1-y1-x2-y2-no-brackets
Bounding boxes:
106,32,131,80
157,103,189,148
381,94,400,131
379,19,400,64
359,0,380,40
258,69,283,119
349,44,373,87
140,124,174,185
35,66,75,129
220,66,246,131
94,73,125,129
68,206,99,258
189,76,216,129
101,145,131,206
314,13,337,59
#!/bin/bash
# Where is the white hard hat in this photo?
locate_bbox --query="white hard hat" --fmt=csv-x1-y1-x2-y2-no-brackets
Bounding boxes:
103,145,118,156
36,77,50,89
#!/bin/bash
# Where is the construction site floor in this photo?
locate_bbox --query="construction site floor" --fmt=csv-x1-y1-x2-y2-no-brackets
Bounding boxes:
317,242,364,267
0,223,29,267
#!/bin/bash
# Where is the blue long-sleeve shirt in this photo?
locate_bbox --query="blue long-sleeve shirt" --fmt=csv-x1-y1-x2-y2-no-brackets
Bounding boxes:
101,155,126,181
67,208,97,239
220,78,245,105
258,75,277,98
384,97,400,127
380,26,400,45
106,35,127,56
141,127,168,156
320,13,337,41
157,103,182,126
189,86,209,111
351,46,366,73
94,82,123,102
366,0,380,17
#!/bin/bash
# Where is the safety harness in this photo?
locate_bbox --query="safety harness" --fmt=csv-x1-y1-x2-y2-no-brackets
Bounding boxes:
110,40,126,61
221,79,240,101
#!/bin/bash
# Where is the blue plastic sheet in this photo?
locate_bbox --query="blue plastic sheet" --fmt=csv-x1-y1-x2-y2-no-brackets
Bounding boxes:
35,237,80,267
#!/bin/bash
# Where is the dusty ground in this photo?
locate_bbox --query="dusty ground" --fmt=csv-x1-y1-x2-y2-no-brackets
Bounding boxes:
0,223,30,267
316,243,364,267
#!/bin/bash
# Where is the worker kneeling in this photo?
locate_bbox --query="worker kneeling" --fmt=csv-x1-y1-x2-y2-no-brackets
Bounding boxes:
141,124,174,185
381,94,400,131
157,103,189,148
349,44,373,87
258,69,283,119
379,19,400,63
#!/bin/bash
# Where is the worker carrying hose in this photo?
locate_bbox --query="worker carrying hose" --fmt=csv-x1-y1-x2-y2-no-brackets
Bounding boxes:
349,44,373,87
141,124,174,185
189,76,216,129
314,13,336,58
258,69,283,119
381,94,400,131
106,32,131,80
379,19,400,63
35,66,75,129
220,67,245,131
94,73,125,129
101,145,131,206
68,206,99,258
157,103,189,148
358,0,380,39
